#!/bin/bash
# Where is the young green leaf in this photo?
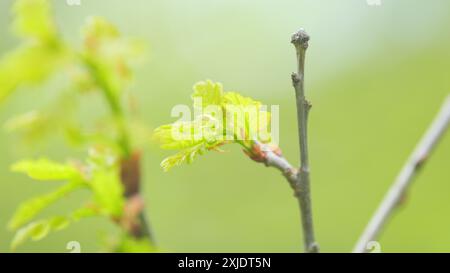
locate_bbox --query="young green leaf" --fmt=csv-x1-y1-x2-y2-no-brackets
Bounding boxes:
0,44,68,102
222,91,261,108
154,116,227,172
160,143,206,172
11,158,81,181
11,220,50,250
49,216,70,231
192,80,224,108
90,168,125,217
4,92,78,145
0,0,69,103
13,0,57,41
11,215,73,250
8,181,81,230
29,221,51,241
71,206,99,221
81,16,145,98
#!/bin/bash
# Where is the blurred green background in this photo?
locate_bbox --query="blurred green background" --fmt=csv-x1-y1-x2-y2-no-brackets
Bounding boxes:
1,0,450,252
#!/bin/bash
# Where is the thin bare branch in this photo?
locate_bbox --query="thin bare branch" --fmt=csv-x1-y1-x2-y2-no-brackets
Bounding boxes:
353,95,450,253
249,29,319,253
291,29,319,253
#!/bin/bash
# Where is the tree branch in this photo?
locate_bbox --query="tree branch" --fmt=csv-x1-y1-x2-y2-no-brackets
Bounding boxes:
253,142,317,253
243,29,319,253
291,29,319,253
120,152,156,243
252,141,299,193
353,95,450,253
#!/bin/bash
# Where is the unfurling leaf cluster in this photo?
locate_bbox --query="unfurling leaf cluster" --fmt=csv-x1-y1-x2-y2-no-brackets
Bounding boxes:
153,80,273,171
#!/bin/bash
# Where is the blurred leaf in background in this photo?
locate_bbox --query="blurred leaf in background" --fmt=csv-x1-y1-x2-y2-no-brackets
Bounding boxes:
0,0,153,251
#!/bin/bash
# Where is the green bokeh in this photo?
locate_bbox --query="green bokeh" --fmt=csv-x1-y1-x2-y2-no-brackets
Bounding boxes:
0,0,449,252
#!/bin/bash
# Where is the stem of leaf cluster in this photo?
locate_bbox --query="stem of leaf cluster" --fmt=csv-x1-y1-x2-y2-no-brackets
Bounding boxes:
353,95,450,253
291,29,319,253
253,141,298,190
83,57,155,245
82,57,131,156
